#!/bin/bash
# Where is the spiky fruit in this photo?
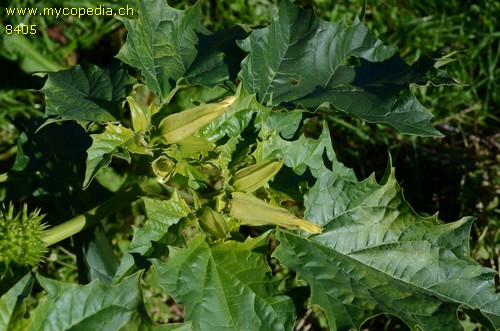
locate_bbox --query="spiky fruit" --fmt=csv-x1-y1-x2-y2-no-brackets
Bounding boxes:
0,203,48,279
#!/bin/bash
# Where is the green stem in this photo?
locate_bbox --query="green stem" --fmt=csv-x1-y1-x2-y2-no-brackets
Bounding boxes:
41,184,143,246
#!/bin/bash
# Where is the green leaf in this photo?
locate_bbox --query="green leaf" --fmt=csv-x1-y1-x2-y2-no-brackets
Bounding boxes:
113,191,191,282
29,272,147,330
274,164,500,330
238,0,392,104
0,273,33,330
185,26,248,88
84,123,150,189
170,158,209,190
40,61,136,122
238,0,444,136
254,121,355,180
117,0,202,102
152,234,296,331
255,109,303,140
213,135,239,181
80,225,120,285
95,166,129,192
294,56,458,137
117,0,248,100
199,89,265,142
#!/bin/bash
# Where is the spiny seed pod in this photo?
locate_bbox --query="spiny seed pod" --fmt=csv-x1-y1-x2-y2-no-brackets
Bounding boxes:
199,207,229,238
228,192,322,234
159,95,236,144
231,159,284,193
0,203,48,278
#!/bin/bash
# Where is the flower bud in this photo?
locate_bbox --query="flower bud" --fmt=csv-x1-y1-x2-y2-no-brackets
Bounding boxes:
228,192,321,234
159,96,236,144
177,135,215,154
126,96,149,132
199,207,229,238
231,159,283,193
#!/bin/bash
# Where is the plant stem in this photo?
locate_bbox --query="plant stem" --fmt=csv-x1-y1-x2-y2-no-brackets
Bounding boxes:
41,184,143,246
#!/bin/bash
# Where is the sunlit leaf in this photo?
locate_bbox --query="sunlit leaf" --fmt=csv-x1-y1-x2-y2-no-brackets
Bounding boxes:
112,191,191,282
274,162,500,330
152,234,296,331
29,273,148,330
117,0,202,102
238,0,446,136
254,121,355,179
84,123,150,189
41,61,135,122
0,273,33,330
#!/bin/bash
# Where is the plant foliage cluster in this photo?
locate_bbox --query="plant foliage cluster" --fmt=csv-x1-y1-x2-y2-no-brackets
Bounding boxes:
0,0,499,330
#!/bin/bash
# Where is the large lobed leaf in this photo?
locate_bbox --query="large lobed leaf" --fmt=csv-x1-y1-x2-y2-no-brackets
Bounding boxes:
152,234,296,331
274,162,500,330
238,0,449,136
117,0,246,102
116,0,201,102
254,120,355,181
40,61,136,123
29,273,143,330
27,272,191,331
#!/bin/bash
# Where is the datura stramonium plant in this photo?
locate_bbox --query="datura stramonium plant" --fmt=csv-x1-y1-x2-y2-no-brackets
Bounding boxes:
0,203,48,279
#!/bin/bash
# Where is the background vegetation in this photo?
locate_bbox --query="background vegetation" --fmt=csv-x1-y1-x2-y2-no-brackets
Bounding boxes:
1,0,498,329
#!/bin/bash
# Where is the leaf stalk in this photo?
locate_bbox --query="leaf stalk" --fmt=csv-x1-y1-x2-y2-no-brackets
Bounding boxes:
40,184,143,246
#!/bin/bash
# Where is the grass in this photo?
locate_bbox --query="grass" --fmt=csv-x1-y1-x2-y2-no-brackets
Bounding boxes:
1,0,498,329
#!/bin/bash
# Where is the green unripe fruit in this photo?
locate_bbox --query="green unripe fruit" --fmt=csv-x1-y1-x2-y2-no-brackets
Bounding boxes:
0,203,48,278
